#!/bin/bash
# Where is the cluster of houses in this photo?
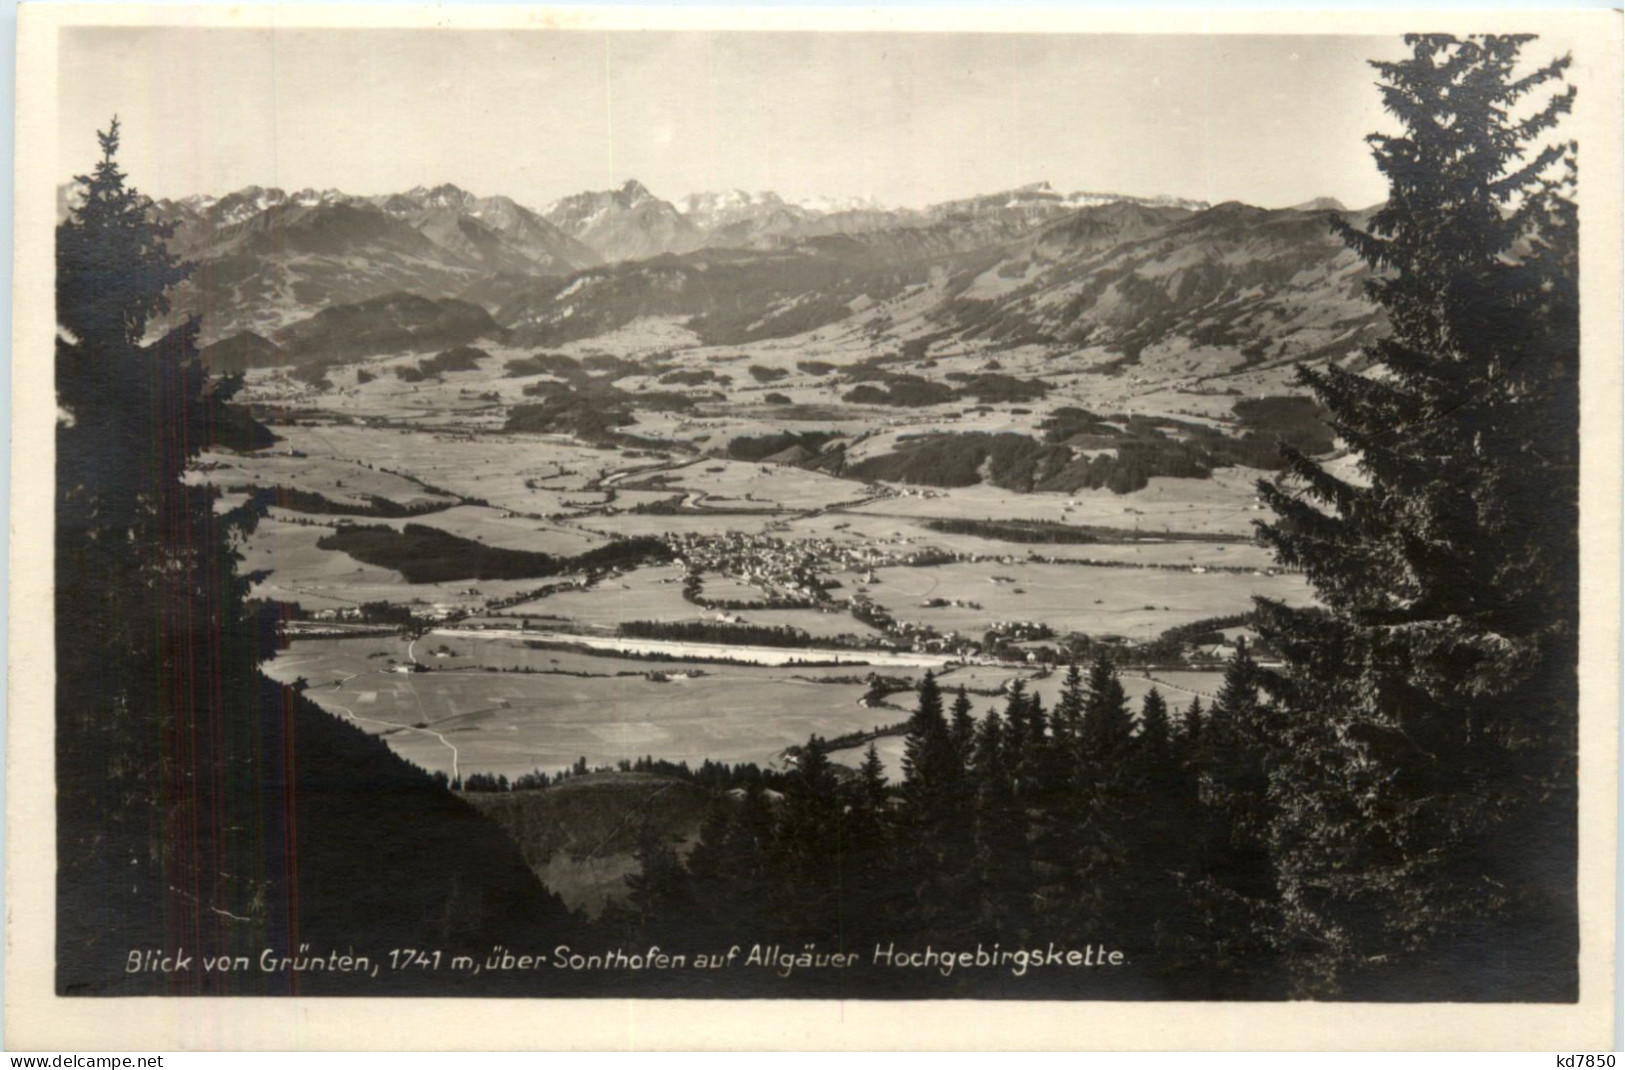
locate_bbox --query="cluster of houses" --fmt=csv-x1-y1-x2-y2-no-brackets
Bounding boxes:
867,612,980,658
667,531,830,602
306,602,464,623
663,529,955,604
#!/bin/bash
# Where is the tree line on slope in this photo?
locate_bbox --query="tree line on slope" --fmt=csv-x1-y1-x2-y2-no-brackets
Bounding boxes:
315,523,670,583
606,656,1282,998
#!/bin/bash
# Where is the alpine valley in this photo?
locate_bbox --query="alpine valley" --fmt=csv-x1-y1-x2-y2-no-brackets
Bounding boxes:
151,174,1373,918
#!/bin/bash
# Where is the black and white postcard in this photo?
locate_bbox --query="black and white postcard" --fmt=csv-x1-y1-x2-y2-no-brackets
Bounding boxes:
8,4,1622,1051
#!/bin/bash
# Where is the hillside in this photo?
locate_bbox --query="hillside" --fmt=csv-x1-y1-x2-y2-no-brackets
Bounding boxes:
167,202,486,340
58,677,582,995
492,199,1381,368
928,200,1379,366
462,773,716,917
271,291,510,366
198,329,287,372
134,178,1232,344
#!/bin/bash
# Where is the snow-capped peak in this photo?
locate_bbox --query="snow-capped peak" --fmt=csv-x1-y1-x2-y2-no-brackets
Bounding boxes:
790,193,887,215
402,183,476,210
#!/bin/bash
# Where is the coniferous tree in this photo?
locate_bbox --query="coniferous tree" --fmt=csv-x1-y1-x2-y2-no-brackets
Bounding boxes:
840,744,897,942
1138,688,1172,759
1253,34,1579,998
1052,661,1086,752
685,788,775,942
899,674,972,934
936,687,980,936
772,736,845,940
1011,691,1052,806
948,686,978,770
1185,640,1283,994
620,828,698,943
1081,650,1134,761
1053,654,1138,940
1179,696,1205,754
1137,689,1211,994
900,672,951,812
1112,685,1188,980
1018,687,1074,927
970,710,1032,939
857,742,890,815
999,679,1033,760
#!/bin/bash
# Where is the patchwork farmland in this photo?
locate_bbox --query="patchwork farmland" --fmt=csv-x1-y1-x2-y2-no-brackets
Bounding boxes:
227,314,1323,781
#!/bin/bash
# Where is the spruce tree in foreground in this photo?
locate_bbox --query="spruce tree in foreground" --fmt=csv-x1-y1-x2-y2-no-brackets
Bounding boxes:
1137,688,1172,760
774,737,845,940
900,673,976,933
56,118,273,979
970,709,1032,939
1254,34,1579,997
1081,649,1133,760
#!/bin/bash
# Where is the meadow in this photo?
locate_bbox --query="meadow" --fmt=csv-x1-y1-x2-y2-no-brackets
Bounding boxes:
357,504,608,554
505,563,700,624
858,559,1311,639
240,518,558,611
265,637,902,778
782,510,1281,570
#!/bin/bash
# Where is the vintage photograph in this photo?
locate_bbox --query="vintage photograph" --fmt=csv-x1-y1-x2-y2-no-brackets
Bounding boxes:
18,8,1618,1033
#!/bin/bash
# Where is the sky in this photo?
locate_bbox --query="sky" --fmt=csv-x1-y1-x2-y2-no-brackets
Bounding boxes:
58,28,1416,211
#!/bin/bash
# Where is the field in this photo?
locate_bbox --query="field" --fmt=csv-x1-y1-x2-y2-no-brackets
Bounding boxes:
620,457,869,511
199,447,457,509
356,505,608,554
240,518,561,612
784,511,1282,570
265,636,906,779
846,471,1273,537
505,564,700,624
858,560,1310,639
266,627,1227,781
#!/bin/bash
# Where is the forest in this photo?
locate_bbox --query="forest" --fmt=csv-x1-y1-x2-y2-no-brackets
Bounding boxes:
224,483,452,519
315,523,670,583
619,618,818,648
851,397,1337,495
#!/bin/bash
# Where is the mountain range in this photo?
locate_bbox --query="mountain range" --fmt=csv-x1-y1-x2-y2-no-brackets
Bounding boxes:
493,196,1377,374
59,174,1381,376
